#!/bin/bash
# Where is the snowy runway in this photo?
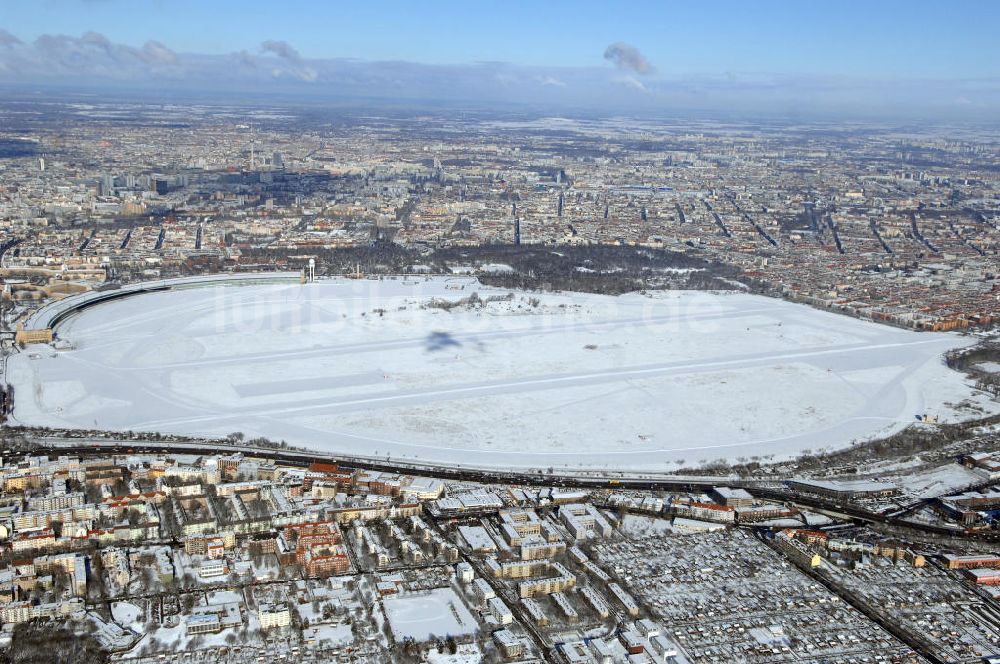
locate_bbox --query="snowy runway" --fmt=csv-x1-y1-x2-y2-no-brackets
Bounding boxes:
7,278,988,470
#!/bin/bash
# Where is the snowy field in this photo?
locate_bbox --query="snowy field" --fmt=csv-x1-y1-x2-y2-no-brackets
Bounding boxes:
7,277,993,471
619,514,674,537
110,601,144,634
381,588,478,642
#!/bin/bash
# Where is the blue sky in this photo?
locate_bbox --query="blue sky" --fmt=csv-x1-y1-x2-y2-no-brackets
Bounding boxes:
1,1,998,118
4,0,998,78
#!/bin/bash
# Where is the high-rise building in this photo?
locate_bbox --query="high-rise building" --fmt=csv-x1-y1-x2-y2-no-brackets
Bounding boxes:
99,174,114,196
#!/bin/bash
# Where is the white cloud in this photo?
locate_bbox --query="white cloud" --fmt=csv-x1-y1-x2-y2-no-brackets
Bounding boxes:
260,40,301,61
0,30,994,119
616,76,648,93
603,42,655,75
537,75,566,87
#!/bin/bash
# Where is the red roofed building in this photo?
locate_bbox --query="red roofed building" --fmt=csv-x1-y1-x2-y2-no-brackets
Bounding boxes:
283,521,350,577
305,462,355,491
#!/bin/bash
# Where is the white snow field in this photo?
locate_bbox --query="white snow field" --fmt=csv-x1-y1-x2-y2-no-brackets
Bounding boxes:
7,277,992,471
382,588,478,642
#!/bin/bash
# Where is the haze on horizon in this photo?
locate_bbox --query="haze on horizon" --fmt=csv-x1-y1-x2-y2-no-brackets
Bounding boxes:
1,0,999,120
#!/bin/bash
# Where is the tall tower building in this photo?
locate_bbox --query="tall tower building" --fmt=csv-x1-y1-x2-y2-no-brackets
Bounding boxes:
248,122,255,170
100,174,114,196
511,202,521,246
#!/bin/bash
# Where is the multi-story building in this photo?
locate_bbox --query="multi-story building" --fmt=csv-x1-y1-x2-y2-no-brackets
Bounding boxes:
559,504,613,541
258,603,292,629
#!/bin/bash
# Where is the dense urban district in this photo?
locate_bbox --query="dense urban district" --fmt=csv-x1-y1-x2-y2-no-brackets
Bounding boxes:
0,434,998,663
0,96,1000,664
0,98,997,331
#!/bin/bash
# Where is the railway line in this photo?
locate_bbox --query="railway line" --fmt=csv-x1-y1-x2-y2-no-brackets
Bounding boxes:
25,436,1000,542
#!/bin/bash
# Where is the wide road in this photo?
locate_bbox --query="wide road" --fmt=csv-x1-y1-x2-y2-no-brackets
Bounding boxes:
27,436,1000,541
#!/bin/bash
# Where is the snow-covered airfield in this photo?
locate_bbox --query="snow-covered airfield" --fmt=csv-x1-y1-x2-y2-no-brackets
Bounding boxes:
7,277,990,472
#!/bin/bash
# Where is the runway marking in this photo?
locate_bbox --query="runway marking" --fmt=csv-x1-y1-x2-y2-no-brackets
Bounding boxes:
130,335,953,429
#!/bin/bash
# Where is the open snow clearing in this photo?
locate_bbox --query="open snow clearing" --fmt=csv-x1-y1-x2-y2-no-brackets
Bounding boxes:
7,277,991,471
